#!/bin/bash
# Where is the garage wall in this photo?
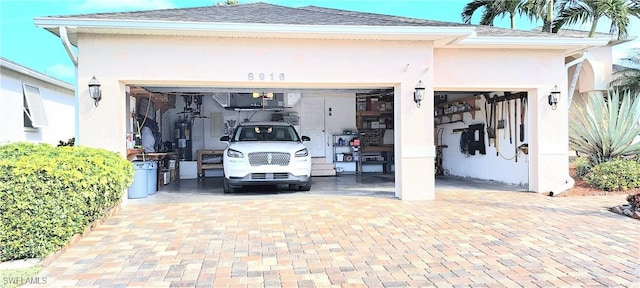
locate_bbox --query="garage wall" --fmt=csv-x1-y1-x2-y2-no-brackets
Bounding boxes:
434,48,569,192
160,92,355,160
302,92,357,162
436,93,529,185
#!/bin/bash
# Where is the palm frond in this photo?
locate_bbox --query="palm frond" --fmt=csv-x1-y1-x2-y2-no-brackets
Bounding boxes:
461,0,490,24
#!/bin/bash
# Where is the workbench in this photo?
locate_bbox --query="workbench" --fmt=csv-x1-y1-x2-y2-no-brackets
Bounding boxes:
359,145,394,174
197,149,224,178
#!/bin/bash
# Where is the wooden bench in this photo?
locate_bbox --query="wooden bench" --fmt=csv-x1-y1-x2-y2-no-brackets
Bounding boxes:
197,149,224,178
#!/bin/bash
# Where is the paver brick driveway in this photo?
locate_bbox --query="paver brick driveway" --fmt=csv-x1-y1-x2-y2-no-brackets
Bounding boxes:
32,189,638,287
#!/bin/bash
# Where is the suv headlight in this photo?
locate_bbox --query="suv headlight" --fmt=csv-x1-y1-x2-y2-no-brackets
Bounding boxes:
227,148,244,158
295,148,309,157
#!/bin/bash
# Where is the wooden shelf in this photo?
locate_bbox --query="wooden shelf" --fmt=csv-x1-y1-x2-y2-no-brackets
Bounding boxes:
357,110,392,116
434,95,480,125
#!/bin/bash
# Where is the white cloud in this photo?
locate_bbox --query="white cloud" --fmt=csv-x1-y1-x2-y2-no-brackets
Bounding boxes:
78,0,175,12
47,64,76,83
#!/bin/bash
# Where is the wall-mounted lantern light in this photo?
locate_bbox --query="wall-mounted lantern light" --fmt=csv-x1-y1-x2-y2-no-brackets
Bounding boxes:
88,76,102,107
414,80,426,108
548,85,560,110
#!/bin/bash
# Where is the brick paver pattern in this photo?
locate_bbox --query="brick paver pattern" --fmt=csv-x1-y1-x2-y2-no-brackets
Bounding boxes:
31,191,639,287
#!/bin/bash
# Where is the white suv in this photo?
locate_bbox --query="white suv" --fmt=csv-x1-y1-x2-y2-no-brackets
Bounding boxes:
219,121,312,193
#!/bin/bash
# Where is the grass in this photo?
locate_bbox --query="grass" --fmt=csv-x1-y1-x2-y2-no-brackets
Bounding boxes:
0,265,43,288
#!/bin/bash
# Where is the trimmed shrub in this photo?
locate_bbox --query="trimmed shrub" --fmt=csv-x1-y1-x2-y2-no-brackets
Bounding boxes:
0,142,133,261
572,157,591,179
584,158,640,191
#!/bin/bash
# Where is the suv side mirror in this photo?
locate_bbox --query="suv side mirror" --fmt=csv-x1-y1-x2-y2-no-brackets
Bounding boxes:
220,135,230,142
301,136,311,142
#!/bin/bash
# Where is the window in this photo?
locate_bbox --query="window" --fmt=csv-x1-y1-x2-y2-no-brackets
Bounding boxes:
22,83,48,128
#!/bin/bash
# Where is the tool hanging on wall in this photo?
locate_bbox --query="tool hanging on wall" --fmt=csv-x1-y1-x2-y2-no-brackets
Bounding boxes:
485,95,496,145
495,99,500,156
514,96,519,162
498,100,505,129
520,96,527,142
507,99,512,144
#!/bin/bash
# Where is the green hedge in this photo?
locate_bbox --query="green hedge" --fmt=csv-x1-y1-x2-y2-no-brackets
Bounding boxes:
584,158,640,191
0,142,133,261
572,156,592,179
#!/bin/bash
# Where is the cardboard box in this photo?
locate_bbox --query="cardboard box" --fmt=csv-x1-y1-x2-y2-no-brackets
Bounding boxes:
367,99,382,111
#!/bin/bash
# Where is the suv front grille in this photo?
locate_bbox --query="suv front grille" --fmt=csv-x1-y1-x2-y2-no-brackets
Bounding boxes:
248,152,290,166
250,173,290,180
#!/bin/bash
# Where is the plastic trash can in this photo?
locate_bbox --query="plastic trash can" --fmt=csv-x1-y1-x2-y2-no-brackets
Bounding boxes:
128,161,149,199
147,161,158,195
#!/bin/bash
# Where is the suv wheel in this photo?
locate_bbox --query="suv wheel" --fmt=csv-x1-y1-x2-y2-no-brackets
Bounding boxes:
298,181,311,191
223,178,235,194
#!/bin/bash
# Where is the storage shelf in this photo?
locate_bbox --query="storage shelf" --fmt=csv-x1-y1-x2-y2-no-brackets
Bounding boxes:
434,95,480,126
435,108,480,124
357,111,392,116
333,134,360,173
361,161,389,164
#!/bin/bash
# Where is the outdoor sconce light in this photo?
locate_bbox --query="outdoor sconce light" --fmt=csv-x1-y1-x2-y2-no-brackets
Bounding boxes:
88,76,102,107
414,80,426,108
548,85,560,110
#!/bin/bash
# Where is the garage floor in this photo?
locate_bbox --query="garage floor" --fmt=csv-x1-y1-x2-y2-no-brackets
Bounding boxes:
142,174,528,204
145,174,397,203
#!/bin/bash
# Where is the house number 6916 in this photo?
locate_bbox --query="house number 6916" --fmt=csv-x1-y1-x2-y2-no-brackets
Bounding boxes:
248,73,285,81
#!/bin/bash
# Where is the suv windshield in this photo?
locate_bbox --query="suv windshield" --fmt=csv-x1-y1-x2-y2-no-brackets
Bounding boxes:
233,125,300,142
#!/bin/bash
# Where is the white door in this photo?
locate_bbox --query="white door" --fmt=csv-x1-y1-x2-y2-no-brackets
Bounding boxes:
300,97,326,157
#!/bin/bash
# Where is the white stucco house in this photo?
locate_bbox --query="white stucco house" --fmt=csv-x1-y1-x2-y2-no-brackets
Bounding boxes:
33,3,620,200
0,58,75,145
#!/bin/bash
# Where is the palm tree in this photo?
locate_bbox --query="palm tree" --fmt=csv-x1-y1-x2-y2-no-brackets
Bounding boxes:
552,0,640,39
611,49,640,94
520,0,556,32
216,0,238,5
461,0,526,29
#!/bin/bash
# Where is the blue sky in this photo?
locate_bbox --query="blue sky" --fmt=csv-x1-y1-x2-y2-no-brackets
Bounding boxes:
1,0,638,84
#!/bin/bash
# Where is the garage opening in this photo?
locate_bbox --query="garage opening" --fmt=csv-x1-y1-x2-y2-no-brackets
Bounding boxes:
125,85,395,193
434,91,529,190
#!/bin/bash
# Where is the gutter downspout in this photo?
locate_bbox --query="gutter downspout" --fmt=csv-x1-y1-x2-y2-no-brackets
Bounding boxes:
59,26,80,145
550,52,587,196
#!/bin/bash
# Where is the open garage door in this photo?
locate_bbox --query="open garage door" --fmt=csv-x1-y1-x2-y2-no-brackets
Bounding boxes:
125,85,395,190
434,91,529,189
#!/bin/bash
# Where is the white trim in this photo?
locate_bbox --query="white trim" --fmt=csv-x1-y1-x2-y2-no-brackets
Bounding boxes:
457,36,609,48
35,18,476,41
1,59,74,91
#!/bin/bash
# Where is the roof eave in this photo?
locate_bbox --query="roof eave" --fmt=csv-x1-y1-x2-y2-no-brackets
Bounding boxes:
0,58,75,91
34,18,477,43
454,36,610,54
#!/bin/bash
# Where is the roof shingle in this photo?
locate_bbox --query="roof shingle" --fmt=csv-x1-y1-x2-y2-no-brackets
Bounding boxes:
42,2,564,38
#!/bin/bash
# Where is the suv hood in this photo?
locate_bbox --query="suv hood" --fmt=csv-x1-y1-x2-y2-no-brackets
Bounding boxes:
227,141,306,153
